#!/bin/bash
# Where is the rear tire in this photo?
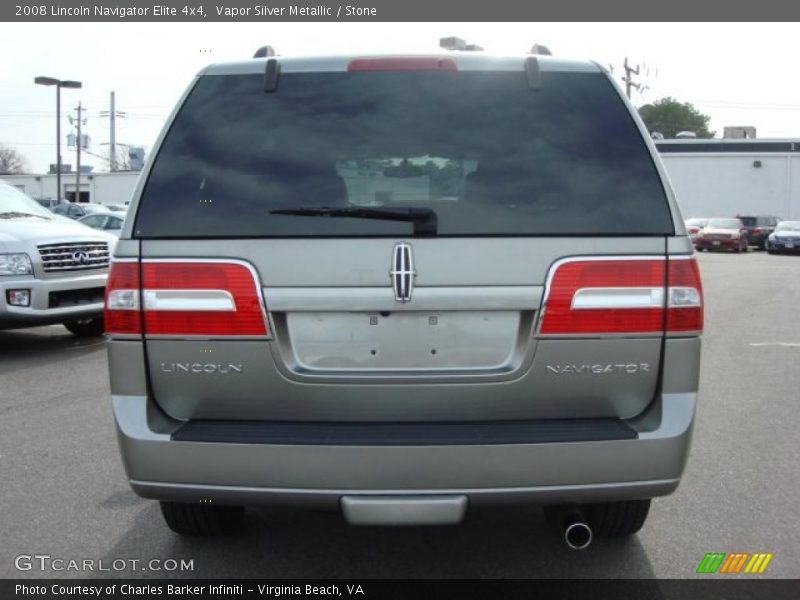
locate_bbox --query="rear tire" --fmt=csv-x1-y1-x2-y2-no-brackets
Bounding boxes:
585,499,651,538
63,317,105,338
159,501,244,536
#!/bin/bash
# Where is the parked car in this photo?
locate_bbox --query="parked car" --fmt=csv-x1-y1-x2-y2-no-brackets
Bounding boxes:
694,217,749,252
0,181,115,336
35,198,64,210
51,202,108,220
737,215,780,250
78,211,125,236
684,217,709,242
106,51,703,545
104,204,129,213
766,221,800,254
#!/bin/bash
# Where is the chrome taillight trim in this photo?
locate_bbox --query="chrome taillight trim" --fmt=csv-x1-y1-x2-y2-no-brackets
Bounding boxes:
142,289,236,312
571,287,665,310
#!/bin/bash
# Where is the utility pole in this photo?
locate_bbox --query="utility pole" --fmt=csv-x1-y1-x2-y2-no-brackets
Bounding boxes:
76,102,82,202
69,102,86,202
621,57,650,99
100,92,126,171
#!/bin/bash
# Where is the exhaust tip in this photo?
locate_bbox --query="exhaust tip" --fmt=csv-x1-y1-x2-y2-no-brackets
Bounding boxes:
564,521,593,550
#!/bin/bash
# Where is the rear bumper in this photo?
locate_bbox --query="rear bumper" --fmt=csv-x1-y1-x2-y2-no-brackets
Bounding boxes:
113,391,696,508
768,242,800,252
694,238,738,250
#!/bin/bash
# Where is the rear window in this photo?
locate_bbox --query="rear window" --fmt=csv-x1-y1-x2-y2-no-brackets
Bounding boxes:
708,218,742,229
134,70,673,238
739,216,776,227
776,221,800,232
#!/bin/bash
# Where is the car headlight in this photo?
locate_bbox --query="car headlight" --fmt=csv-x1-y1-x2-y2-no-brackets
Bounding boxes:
0,253,33,276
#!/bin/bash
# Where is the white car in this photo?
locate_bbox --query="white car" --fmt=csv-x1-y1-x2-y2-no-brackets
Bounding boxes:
0,181,116,336
78,211,125,237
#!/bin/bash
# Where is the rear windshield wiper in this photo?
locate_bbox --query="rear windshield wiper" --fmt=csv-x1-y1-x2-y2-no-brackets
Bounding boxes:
269,206,438,235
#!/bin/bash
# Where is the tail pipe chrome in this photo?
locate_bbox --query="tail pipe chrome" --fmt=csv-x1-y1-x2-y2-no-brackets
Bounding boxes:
550,505,593,550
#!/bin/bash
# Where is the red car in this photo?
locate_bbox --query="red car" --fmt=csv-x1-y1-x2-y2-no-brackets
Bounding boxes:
694,217,749,253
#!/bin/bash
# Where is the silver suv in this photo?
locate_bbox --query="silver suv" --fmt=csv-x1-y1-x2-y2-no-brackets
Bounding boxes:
107,52,703,547
1,181,113,336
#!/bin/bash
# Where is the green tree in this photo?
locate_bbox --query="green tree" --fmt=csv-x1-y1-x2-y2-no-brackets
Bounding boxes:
638,97,715,139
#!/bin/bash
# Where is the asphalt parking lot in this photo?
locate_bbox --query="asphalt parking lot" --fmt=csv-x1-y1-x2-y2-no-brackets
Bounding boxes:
1,250,799,579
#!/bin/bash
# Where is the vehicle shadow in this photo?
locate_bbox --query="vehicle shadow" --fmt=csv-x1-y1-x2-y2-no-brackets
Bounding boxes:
92,501,660,580
0,327,107,374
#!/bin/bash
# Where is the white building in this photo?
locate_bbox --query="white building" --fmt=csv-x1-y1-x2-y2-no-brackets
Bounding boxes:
2,171,142,206
656,139,800,219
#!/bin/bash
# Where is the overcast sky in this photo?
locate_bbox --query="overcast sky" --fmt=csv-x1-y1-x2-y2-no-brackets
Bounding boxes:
2,22,799,173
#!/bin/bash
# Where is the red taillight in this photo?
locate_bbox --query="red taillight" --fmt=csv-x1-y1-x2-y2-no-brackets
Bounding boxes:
142,262,267,337
538,257,703,336
104,261,142,335
539,259,666,335
104,261,268,338
666,257,704,333
347,57,458,72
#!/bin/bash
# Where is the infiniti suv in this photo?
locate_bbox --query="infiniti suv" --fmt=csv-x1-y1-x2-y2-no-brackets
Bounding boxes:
106,52,703,545
1,181,113,336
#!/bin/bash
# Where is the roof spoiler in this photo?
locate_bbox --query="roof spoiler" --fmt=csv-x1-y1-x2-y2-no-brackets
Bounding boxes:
253,45,277,58
525,56,542,91
264,58,280,93
525,44,552,90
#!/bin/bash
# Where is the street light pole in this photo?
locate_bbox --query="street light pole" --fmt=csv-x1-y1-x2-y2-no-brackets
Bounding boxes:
56,84,61,201
34,76,82,203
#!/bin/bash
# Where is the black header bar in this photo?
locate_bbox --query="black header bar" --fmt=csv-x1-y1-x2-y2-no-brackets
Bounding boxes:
5,0,800,22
